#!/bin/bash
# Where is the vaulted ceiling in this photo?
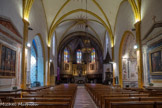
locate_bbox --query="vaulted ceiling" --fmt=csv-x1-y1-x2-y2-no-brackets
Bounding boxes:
42,0,124,47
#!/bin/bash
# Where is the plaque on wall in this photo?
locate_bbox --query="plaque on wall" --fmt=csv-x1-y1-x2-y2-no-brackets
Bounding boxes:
0,44,16,77
149,46,162,75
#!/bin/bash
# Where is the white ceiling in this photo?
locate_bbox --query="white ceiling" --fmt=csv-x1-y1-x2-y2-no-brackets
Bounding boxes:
42,0,124,46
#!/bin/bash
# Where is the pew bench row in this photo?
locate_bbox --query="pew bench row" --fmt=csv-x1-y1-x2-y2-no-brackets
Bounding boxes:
85,84,162,108
0,84,77,108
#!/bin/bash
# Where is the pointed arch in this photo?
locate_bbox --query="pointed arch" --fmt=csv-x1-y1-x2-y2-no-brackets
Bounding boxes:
119,31,135,88
36,33,46,86
30,34,46,86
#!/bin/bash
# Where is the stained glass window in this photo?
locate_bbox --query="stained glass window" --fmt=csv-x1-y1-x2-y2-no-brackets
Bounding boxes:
91,48,95,63
64,48,69,63
52,34,55,56
77,49,82,64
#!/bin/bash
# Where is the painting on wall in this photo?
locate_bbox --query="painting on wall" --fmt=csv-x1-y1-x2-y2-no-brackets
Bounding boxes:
122,59,128,80
65,63,69,70
0,44,16,77
149,46,162,75
90,64,95,70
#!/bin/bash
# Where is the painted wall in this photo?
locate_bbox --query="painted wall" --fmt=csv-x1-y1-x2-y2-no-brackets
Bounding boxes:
0,0,23,90
121,33,138,87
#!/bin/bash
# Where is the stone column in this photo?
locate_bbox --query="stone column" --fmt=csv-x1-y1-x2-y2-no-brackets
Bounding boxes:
21,19,29,89
47,47,50,85
142,45,148,86
111,46,115,85
134,21,143,88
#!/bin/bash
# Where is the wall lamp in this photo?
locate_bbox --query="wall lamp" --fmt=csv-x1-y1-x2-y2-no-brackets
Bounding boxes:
50,59,52,63
26,42,31,48
134,45,138,49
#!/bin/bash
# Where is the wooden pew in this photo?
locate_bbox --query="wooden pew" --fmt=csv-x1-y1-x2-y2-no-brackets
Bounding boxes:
17,84,77,108
156,101,162,108
1,84,77,108
141,97,162,101
104,97,162,108
11,97,72,107
12,97,71,103
110,101,154,108
85,83,162,108
104,97,140,108
0,102,70,108
85,84,153,108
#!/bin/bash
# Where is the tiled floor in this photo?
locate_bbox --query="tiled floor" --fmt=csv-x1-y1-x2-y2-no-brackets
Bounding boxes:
74,86,97,108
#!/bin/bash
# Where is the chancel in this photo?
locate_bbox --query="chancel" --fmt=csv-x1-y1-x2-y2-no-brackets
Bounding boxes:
0,0,162,108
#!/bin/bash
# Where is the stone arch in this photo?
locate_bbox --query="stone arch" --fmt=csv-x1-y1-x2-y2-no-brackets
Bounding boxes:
119,31,137,88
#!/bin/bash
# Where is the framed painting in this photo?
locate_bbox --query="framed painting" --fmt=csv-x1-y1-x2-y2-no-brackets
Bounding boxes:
90,64,95,70
149,46,162,75
65,63,69,70
0,45,6,70
0,44,16,77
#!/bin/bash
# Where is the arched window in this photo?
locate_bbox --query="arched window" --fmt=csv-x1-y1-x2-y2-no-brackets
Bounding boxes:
105,32,109,58
64,48,69,63
52,33,55,56
91,48,95,63
77,49,82,64
30,36,44,87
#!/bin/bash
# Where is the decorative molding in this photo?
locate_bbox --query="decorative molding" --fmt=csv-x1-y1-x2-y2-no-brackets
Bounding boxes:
0,17,22,44
151,80,162,83
142,21,162,41
0,29,22,44
0,17,22,38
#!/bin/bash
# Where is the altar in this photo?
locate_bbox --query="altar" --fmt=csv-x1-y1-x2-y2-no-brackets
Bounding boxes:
74,76,86,84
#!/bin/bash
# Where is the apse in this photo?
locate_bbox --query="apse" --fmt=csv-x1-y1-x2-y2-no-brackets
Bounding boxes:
57,32,103,84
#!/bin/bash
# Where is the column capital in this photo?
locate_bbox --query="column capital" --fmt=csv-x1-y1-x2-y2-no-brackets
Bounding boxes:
134,21,141,27
22,19,29,26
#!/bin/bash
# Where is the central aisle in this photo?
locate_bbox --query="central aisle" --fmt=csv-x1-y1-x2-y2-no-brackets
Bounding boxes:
74,86,97,108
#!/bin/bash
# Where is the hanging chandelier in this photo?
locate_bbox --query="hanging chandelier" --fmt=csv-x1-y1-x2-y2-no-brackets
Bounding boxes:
81,0,92,53
81,39,92,53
